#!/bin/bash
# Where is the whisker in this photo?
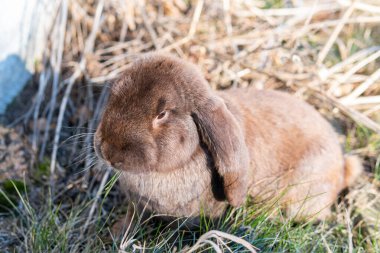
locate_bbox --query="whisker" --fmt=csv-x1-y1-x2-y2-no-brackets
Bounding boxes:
61,132,95,144
62,126,98,131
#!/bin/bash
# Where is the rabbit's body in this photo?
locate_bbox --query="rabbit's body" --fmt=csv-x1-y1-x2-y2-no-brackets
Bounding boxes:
94,54,362,232
220,89,347,218
119,88,352,221
119,145,228,220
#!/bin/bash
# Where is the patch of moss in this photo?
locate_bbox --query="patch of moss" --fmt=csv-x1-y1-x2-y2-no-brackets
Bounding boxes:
34,159,50,181
345,125,374,151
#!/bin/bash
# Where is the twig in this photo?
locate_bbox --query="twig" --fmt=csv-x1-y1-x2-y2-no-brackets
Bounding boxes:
39,0,68,161
32,67,51,152
317,3,356,65
239,3,341,17
340,68,380,104
341,95,380,106
82,84,109,187
364,104,380,116
223,0,232,38
322,46,380,81
139,2,160,49
119,205,137,251
345,209,354,253
312,89,380,135
49,0,105,183
83,168,111,232
50,67,82,182
339,0,380,14
339,50,380,84
185,230,258,253
288,16,380,43
162,0,204,51
321,233,333,253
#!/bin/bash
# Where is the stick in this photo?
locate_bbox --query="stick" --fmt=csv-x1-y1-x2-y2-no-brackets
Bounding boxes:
339,50,380,84
323,46,380,81
340,68,380,104
317,3,356,65
82,84,110,187
39,0,68,161
50,0,105,183
139,3,160,49
312,90,380,135
239,3,341,17
341,95,380,106
83,168,110,232
162,0,204,51
185,230,258,253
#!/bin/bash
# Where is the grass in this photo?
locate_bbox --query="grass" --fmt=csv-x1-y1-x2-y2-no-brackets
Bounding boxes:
1,177,379,252
375,158,380,181
1,0,380,252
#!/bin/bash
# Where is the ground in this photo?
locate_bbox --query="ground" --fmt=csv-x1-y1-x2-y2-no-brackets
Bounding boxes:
0,0,379,252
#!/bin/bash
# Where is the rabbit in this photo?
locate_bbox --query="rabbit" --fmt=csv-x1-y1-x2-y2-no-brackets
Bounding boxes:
94,53,362,232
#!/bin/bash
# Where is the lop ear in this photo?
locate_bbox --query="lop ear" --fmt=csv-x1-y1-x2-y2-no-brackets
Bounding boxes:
192,95,249,207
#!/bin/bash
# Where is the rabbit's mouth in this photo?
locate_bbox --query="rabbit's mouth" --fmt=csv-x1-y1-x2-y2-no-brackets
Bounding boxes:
93,135,103,160
93,138,113,169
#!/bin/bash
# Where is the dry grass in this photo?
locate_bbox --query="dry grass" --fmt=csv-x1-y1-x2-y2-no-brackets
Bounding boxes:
1,0,380,252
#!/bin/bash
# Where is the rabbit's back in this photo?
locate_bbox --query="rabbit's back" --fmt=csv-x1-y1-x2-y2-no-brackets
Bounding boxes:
220,88,345,218
219,88,343,175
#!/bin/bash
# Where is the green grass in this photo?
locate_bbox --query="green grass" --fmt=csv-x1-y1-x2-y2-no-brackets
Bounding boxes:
2,177,379,252
1,187,116,252
345,125,380,152
2,0,380,251
1,128,379,252
321,24,380,69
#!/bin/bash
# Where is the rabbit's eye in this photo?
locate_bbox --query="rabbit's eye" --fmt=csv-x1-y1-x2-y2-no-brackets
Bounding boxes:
157,111,167,120
153,110,169,128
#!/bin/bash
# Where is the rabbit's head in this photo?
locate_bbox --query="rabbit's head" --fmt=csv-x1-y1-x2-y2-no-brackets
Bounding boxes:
94,53,249,206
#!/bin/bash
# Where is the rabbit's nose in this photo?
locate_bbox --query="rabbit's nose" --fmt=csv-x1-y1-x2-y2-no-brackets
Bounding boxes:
108,150,125,165
100,142,120,163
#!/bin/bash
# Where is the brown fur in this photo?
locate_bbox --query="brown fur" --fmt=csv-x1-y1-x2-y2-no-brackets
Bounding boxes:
94,53,363,231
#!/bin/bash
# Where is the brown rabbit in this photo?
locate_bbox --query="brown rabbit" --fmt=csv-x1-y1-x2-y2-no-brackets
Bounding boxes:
94,53,362,231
